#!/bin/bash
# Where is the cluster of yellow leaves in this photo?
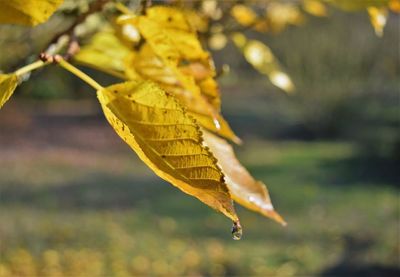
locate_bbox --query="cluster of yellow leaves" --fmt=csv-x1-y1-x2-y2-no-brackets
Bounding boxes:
213,0,397,90
72,6,286,230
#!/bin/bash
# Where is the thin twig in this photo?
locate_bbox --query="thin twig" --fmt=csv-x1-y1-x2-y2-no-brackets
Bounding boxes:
42,0,111,55
140,0,152,15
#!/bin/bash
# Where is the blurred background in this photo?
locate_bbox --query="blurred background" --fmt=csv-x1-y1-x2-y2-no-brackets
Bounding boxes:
0,2,399,276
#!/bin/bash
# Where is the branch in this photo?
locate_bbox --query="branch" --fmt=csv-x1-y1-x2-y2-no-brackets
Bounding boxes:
140,0,152,15
42,0,111,58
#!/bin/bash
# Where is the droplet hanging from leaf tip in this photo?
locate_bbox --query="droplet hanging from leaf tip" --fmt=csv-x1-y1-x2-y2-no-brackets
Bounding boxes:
231,221,242,240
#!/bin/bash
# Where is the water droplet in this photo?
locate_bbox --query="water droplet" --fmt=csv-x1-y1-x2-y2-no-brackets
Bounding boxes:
231,221,242,240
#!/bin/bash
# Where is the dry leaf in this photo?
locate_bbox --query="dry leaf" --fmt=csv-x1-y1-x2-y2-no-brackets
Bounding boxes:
203,130,286,225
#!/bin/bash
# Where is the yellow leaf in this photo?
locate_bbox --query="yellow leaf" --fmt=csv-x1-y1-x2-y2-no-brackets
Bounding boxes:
303,0,328,17
269,71,295,93
73,29,131,79
266,2,305,33
203,130,286,225
208,33,228,50
231,4,258,27
0,73,18,109
115,15,141,44
137,16,209,62
232,33,295,93
389,0,400,12
97,80,239,223
201,0,222,20
367,6,388,37
183,9,209,33
0,0,64,26
145,6,192,32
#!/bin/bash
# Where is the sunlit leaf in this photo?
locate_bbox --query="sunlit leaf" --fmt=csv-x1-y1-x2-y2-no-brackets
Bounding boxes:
97,80,239,222
389,0,400,12
201,0,222,20
183,9,209,33
231,4,258,27
208,33,228,50
266,2,305,33
269,71,295,93
203,130,286,225
367,6,388,36
74,29,131,80
116,15,141,44
0,73,18,109
145,6,192,32
232,33,295,93
0,0,64,26
303,0,328,17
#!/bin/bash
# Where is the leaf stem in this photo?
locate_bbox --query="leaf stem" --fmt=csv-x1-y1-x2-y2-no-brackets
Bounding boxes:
58,59,103,91
14,60,49,77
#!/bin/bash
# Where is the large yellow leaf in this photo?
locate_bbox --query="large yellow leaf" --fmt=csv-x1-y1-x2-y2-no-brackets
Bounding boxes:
73,30,131,79
0,73,18,109
96,80,239,223
0,0,64,26
203,130,286,225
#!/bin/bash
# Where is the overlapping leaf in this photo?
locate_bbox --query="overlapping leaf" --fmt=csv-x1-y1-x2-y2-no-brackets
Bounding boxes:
73,29,131,79
203,130,286,225
0,0,64,26
123,7,240,143
97,80,239,223
0,74,18,109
